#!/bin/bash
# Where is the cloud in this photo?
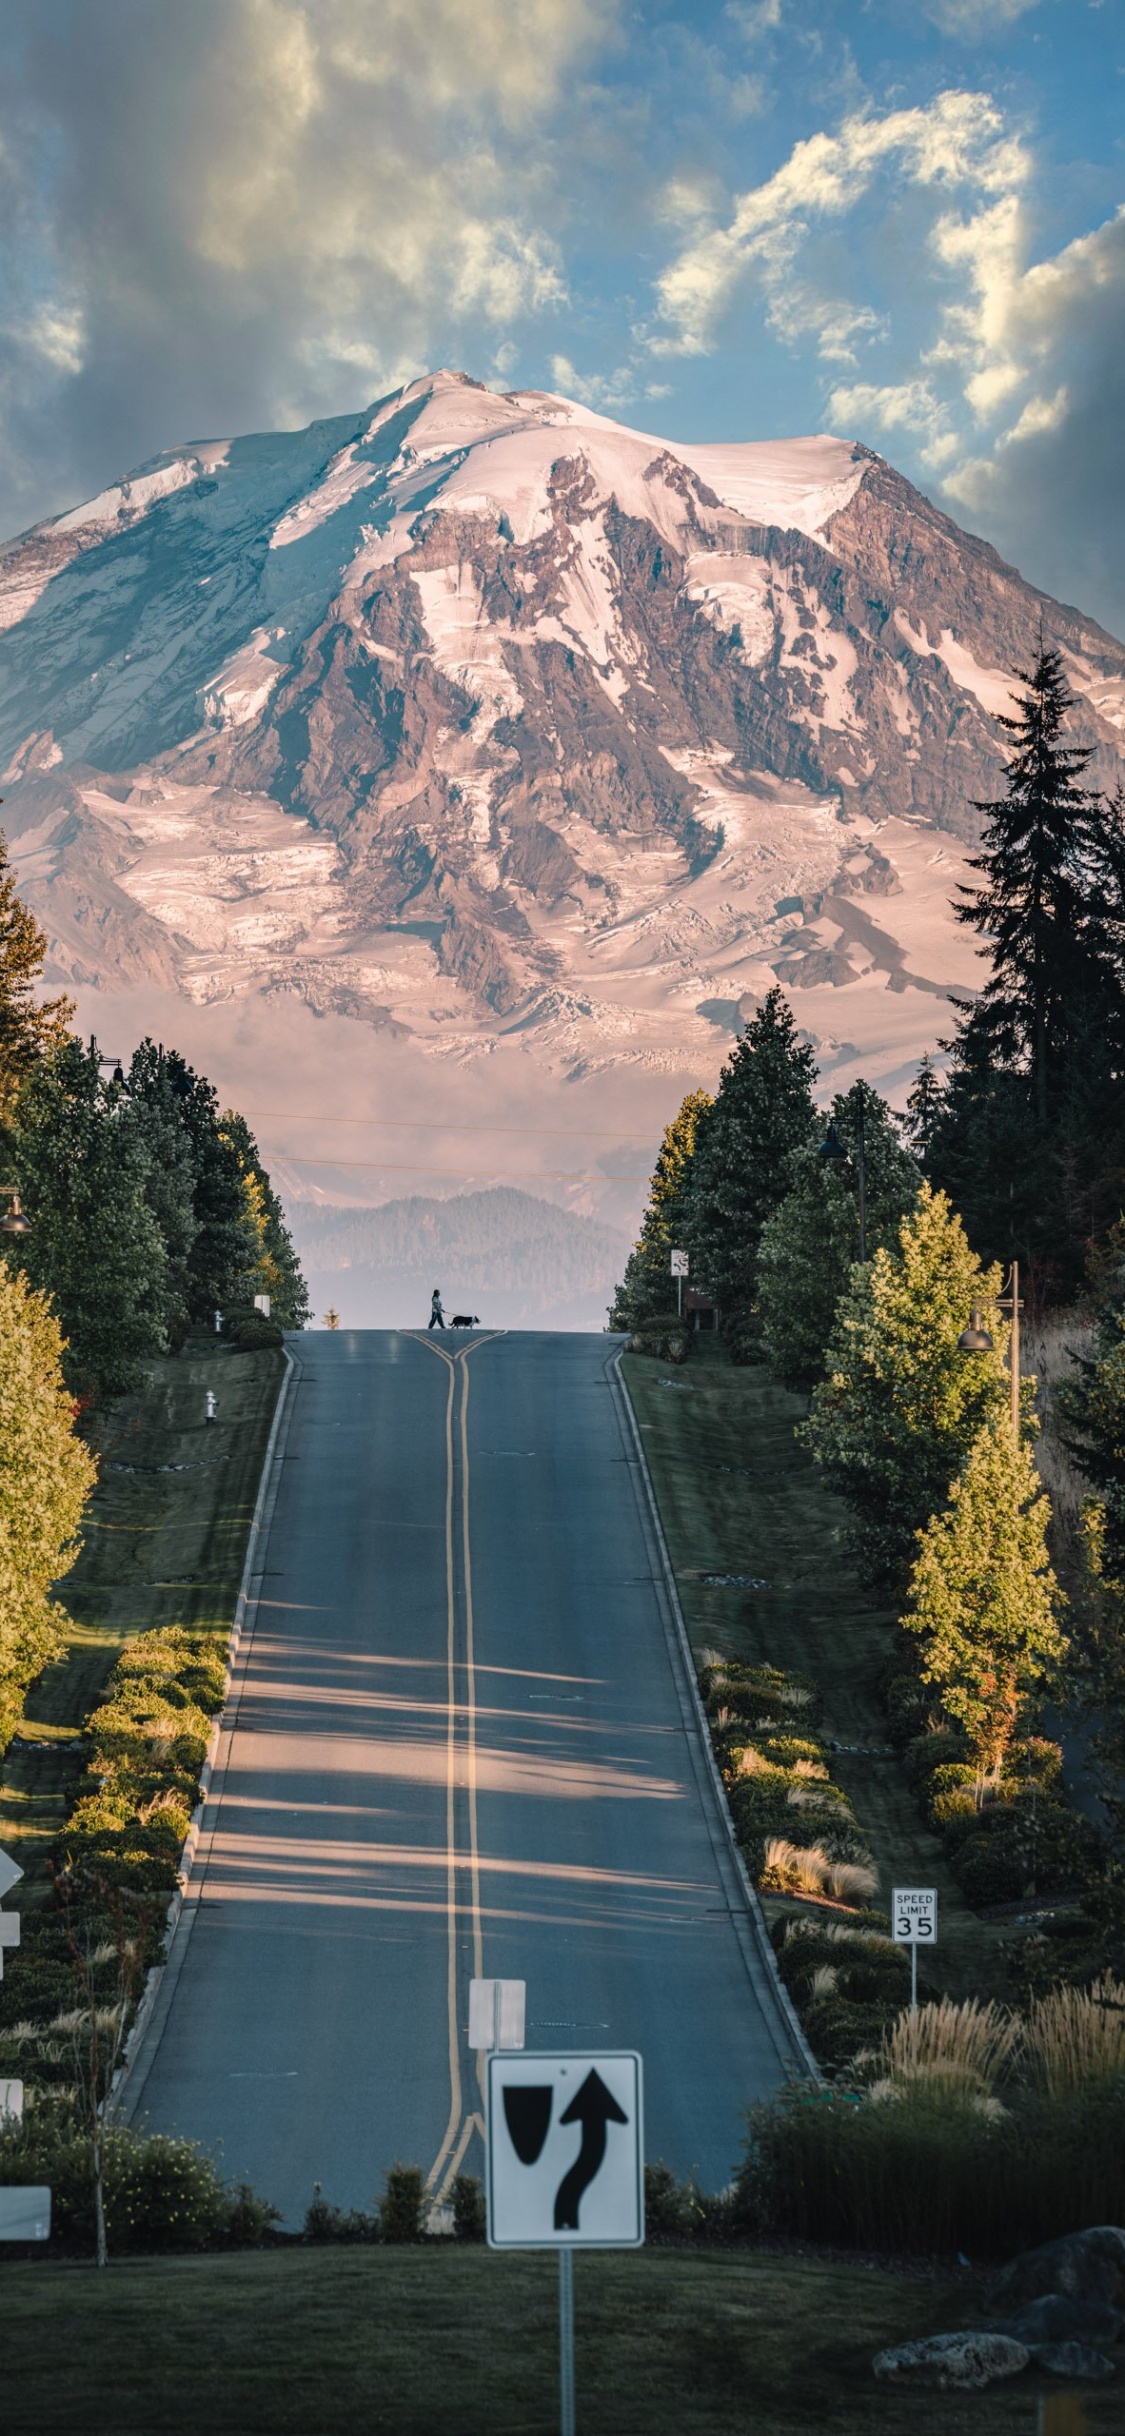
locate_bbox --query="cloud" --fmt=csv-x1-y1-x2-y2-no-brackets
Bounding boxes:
650,88,1029,359
0,0,612,536
549,355,637,411
920,1,1041,32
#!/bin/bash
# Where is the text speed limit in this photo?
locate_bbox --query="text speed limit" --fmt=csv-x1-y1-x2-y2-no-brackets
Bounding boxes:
892,1888,937,1945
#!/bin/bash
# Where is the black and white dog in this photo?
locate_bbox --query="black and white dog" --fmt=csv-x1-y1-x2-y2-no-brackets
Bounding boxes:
450,1313,480,1328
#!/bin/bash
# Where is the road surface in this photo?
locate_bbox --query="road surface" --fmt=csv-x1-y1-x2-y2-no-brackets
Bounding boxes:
123,1331,808,2223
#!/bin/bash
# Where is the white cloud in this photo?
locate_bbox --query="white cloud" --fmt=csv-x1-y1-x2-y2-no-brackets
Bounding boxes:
650,89,1029,359
920,0,1041,32
549,353,636,410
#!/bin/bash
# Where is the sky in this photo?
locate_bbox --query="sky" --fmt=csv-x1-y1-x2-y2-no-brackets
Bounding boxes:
1,0,1124,634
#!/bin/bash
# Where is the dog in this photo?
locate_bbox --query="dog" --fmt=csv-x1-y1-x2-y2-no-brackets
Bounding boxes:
450,1313,480,1328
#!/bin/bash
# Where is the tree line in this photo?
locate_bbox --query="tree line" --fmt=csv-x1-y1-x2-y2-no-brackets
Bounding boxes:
0,833,307,1740
612,646,1125,1861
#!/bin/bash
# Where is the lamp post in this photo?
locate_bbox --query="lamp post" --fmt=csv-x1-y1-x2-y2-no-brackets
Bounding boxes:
957,1261,1021,1441
0,1188,30,1236
819,1101,867,1261
88,1035,126,1087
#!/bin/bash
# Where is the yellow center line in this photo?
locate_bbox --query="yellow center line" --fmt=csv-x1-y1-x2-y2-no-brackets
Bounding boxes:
412,1330,504,2197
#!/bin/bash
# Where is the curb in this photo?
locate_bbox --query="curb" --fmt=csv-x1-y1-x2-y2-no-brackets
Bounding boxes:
111,1343,300,2119
608,1348,819,2082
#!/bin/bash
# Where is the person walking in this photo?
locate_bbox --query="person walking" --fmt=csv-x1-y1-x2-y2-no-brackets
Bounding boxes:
428,1287,445,1331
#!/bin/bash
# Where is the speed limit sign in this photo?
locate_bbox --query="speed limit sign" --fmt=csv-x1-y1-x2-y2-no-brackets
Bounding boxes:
892,1889,937,1945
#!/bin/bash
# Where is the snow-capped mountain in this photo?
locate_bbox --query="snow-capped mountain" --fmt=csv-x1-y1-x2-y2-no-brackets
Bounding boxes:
2,368,1123,1224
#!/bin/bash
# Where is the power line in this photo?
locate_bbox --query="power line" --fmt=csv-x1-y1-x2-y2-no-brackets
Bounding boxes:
274,1155,649,1182
241,1109,658,1142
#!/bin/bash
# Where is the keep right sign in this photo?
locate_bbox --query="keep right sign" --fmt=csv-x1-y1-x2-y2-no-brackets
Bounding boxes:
892,1887,937,1944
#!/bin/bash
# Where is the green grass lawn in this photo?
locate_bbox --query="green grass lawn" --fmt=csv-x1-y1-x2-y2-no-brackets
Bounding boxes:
2,2244,1114,2435
621,1341,1015,2000
0,1337,283,1908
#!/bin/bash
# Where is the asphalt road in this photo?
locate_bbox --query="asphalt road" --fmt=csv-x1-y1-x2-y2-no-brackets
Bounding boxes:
124,1331,808,2225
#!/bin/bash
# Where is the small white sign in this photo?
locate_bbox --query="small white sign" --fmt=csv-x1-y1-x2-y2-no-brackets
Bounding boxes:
892,1888,937,1944
0,1846,24,1903
670,1250,689,1278
0,2080,23,2122
469,1978,526,2051
254,1293,271,1316
0,2187,50,2241
487,2051,643,2249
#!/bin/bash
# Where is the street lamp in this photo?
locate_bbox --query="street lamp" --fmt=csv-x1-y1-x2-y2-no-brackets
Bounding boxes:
88,1035,126,1087
819,1105,867,1261
958,1261,1021,1440
0,1189,29,1236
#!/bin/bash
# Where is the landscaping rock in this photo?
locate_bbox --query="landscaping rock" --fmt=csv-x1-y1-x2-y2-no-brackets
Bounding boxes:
873,2332,1029,2390
1030,2341,1116,2380
989,2227,1125,2314
990,2294,1122,2348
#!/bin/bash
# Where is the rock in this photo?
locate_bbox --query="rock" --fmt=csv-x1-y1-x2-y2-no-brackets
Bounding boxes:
989,2227,1125,2315
873,2332,1029,2390
1031,2341,1116,2381
989,2294,1122,2348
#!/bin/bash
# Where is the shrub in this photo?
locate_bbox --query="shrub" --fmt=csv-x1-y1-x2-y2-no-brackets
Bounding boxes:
451,2173,486,2242
760,1840,878,1905
224,1310,284,1351
874,1997,1021,2099
0,2107,277,2251
303,2184,376,2243
1023,1975,1125,2093
378,2161,428,2243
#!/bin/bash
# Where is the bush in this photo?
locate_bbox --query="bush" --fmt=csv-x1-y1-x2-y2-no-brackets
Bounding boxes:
451,2173,486,2242
0,2108,277,2251
378,2161,428,2243
226,1311,284,1350
628,1313,689,1363
303,2184,377,2243
738,2074,1125,2257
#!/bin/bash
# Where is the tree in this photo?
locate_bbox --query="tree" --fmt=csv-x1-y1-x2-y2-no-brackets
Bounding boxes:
608,1089,711,1330
125,1040,199,1343
903,1053,945,1166
0,1262,95,1747
903,1416,1065,1778
803,1186,1011,1591
757,1081,921,1389
219,1110,309,1328
143,1051,258,1320
7,1042,168,1400
0,829,72,1126
955,647,1117,1122
685,989,817,1350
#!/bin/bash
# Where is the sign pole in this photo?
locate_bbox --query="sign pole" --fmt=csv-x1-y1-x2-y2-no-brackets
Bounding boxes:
911,1943,918,2016
559,2246,575,2436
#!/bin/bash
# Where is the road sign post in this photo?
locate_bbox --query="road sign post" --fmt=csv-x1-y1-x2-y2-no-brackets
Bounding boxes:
892,1887,937,2012
670,1248,688,1320
487,2049,644,2435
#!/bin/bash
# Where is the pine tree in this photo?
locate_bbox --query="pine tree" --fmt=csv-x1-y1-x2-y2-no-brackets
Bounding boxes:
0,828,72,1125
0,1262,96,1747
684,989,817,1349
955,647,1116,1122
126,1040,200,1343
903,1416,1065,1778
149,1051,258,1319
803,1185,1011,1590
903,1053,945,1166
7,1042,169,1400
608,1089,711,1330
219,1110,310,1328
757,1082,921,1390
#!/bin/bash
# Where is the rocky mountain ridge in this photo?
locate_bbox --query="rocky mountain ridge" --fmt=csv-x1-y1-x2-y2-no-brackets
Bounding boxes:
1,367,1123,1154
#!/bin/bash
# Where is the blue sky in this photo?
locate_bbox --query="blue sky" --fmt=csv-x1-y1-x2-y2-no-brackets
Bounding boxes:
2,1,1124,633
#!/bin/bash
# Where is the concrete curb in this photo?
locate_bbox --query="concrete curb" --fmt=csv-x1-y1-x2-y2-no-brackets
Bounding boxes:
111,1343,300,2120
608,1347,819,2083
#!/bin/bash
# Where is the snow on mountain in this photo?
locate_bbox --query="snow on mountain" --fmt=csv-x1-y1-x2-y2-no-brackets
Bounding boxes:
1,366,1123,1230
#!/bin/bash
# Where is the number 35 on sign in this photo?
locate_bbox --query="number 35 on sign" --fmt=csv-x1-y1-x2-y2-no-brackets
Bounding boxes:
893,1888,937,1944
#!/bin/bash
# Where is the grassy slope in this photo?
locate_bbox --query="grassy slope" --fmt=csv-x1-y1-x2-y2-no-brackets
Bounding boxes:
0,1336,283,1909
4,2246,1117,2436
621,1341,1012,1998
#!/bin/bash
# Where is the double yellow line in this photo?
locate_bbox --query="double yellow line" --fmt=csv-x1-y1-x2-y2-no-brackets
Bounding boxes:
414,1332,504,2203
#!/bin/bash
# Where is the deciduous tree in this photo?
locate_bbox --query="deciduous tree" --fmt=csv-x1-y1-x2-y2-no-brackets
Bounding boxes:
0,1262,95,1747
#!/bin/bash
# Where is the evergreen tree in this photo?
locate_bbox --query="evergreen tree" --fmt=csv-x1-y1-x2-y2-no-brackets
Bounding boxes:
803,1185,1011,1590
219,1110,310,1328
148,1051,258,1319
757,1082,921,1390
7,1042,168,1401
608,1090,711,1330
955,646,1114,1120
903,1053,945,1166
126,1040,200,1343
0,828,72,1126
684,988,817,1351
0,1262,96,1748
903,1416,1065,1778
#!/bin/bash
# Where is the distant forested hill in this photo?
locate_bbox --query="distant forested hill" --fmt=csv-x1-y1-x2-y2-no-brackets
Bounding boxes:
289,1188,629,1330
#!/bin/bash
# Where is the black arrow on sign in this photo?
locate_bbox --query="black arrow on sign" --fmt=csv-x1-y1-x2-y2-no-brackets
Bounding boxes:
553,2069,628,2231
